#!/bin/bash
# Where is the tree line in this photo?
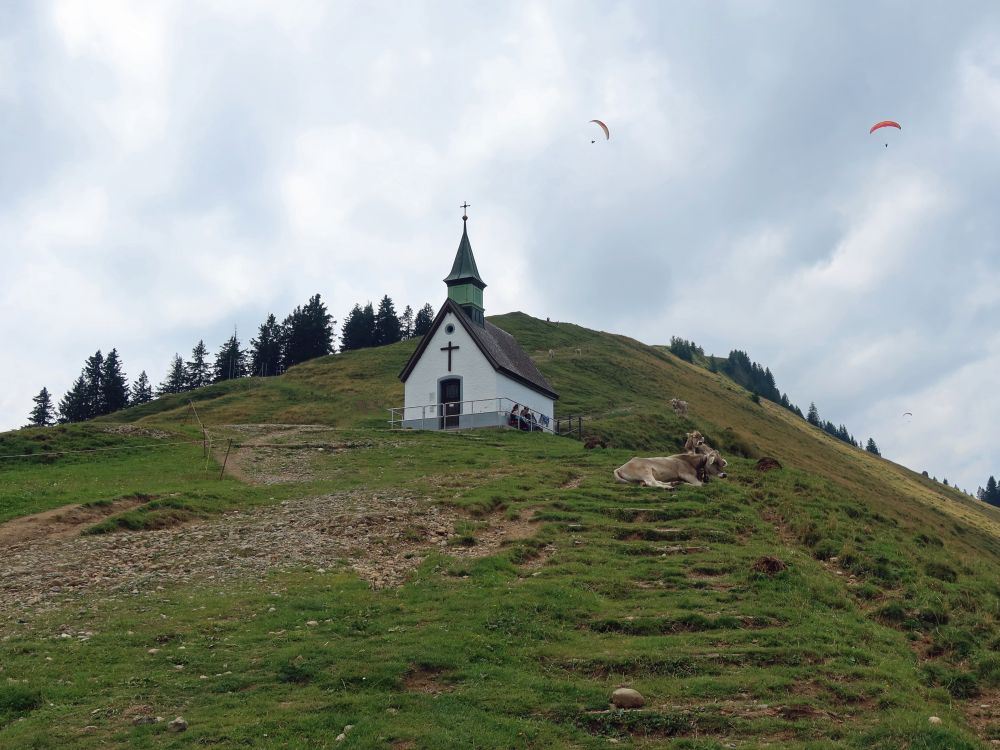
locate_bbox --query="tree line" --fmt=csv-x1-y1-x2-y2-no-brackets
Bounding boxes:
26,293,435,426
669,337,877,453
976,476,1000,508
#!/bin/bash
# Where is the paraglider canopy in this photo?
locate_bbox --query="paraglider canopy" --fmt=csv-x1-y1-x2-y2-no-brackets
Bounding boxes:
870,120,901,134
590,119,609,143
871,120,901,148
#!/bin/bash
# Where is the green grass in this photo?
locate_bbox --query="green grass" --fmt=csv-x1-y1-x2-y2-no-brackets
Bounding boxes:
2,313,1000,747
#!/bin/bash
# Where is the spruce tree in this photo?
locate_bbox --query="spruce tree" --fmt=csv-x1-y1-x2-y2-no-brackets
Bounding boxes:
158,354,186,395
865,438,881,456
130,371,153,405
214,333,246,382
413,303,435,337
399,305,414,340
373,295,401,346
283,294,335,368
28,387,55,426
361,302,376,344
58,375,90,423
101,348,130,414
249,314,284,377
340,304,372,351
986,476,999,506
185,340,211,389
806,402,820,426
83,350,105,417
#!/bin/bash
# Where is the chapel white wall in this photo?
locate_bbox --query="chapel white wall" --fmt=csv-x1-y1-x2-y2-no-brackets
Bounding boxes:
497,373,554,422
403,310,496,413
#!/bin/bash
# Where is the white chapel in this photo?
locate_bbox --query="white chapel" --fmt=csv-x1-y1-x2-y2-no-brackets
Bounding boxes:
395,208,558,431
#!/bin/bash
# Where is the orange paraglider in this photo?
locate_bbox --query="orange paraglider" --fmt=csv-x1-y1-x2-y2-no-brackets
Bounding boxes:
871,120,901,147
590,119,610,143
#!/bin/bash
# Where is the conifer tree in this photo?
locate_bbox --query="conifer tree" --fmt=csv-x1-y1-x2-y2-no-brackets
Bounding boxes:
340,304,372,351
361,302,376,342
865,438,881,456
399,305,414,340
373,295,401,346
249,314,284,377
130,371,153,405
58,375,90,423
806,402,820,426
84,350,105,416
158,354,186,395
214,333,246,382
185,340,211,389
283,294,335,368
101,348,129,414
985,476,1000,507
413,303,435,337
28,387,55,426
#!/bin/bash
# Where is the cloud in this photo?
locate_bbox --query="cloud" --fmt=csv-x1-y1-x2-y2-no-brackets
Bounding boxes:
1,1,999,495
956,31,1000,146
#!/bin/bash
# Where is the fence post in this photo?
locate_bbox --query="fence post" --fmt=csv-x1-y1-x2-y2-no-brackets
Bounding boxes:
219,439,233,480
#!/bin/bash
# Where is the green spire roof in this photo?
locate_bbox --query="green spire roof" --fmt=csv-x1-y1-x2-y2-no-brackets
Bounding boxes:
443,220,486,289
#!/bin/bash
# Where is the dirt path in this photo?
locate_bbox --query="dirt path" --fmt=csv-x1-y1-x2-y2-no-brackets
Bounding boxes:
0,492,544,625
0,496,150,548
212,424,374,485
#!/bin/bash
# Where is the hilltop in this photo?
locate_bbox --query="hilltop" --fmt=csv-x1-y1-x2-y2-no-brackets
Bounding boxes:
2,312,1000,748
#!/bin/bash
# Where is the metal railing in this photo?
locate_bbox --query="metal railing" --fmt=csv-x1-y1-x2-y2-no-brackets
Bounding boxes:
387,397,555,433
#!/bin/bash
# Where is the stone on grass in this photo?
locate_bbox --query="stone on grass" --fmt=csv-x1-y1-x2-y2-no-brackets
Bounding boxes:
167,717,188,732
928,716,942,725
611,687,645,709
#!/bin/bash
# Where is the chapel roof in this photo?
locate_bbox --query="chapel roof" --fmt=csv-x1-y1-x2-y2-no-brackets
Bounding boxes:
398,299,558,401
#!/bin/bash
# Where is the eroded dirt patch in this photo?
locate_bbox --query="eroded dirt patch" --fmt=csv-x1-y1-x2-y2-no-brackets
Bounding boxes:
0,496,152,548
0,494,547,623
100,425,171,439
402,665,454,695
216,425,377,485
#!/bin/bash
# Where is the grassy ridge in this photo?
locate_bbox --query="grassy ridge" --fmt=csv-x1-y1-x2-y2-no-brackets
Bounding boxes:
2,432,998,747
2,312,1000,747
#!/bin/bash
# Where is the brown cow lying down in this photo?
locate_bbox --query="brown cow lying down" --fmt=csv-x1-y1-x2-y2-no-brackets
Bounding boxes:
614,450,728,489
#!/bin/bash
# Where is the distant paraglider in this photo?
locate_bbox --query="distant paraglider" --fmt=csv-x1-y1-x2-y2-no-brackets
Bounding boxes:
871,120,901,147
590,119,610,144
902,411,913,423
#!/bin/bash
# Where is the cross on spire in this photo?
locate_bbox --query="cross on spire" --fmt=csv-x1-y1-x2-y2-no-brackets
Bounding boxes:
460,202,470,221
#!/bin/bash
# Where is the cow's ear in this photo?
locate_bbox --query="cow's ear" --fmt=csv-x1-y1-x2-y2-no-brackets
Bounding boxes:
707,453,717,466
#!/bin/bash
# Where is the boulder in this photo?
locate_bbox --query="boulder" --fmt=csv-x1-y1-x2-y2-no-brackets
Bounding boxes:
610,687,645,709
167,717,188,733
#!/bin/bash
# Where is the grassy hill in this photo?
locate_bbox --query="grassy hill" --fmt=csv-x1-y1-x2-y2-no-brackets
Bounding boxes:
2,313,999,748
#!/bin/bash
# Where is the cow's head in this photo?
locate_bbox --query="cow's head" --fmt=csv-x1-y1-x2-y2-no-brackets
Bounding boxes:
705,450,728,478
684,430,705,451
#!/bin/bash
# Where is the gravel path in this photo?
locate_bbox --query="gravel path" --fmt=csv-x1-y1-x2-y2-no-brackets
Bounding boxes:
0,491,485,623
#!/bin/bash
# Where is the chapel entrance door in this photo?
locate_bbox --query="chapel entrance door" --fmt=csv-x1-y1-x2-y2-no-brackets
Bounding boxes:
439,378,462,429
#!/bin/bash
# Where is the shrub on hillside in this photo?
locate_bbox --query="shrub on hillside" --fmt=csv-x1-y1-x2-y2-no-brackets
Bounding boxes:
0,685,43,724
925,562,958,583
975,654,1000,687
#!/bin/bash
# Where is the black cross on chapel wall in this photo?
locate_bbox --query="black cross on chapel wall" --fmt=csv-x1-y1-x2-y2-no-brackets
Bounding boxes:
441,340,460,371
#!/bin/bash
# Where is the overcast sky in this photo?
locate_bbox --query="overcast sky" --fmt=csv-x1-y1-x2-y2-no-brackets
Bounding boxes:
2,1,998,492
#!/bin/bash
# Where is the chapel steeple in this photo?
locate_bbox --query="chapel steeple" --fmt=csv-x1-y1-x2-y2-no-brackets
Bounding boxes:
443,203,486,326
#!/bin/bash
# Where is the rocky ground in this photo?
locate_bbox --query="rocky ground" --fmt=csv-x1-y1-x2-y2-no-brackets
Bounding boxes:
0,490,540,627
